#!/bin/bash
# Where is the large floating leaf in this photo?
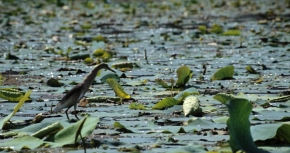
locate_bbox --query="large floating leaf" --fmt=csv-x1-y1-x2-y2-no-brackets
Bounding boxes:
211,65,234,81
183,96,202,117
45,116,99,147
106,78,131,99
31,122,63,139
176,65,192,87
0,88,30,102
152,97,179,110
0,90,32,129
251,123,290,144
226,98,269,153
185,118,226,131
0,136,43,151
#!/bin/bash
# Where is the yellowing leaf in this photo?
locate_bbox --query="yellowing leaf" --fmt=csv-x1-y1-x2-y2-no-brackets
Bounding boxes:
211,65,234,81
253,76,263,84
0,90,32,129
0,88,30,102
106,78,131,99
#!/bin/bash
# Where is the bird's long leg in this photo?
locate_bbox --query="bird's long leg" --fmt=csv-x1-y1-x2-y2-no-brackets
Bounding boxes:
65,107,71,121
74,103,79,120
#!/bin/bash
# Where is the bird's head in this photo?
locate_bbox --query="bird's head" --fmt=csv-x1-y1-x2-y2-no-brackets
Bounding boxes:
97,63,116,73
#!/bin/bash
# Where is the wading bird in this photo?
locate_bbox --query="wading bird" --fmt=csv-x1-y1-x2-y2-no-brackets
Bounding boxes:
53,63,116,121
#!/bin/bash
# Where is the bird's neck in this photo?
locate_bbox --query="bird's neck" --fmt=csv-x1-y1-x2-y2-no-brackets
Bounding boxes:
82,67,101,89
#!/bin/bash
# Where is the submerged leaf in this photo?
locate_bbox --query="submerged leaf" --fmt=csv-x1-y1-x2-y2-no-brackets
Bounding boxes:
0,136,43,151
106,78,131,99
211,65,234,81
176,65,192,87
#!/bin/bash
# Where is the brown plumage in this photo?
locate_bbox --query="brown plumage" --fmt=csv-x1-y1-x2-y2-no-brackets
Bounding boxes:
53,63,116,120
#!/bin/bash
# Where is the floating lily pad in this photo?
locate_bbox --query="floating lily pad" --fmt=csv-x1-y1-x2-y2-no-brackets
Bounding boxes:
176,65,193,87
211,65,235,81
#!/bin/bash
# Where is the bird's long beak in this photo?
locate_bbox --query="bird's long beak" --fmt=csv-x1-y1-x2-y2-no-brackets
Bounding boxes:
107,67,116,73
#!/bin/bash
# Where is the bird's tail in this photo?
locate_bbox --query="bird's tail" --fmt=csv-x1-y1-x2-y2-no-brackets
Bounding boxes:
52,102,62,113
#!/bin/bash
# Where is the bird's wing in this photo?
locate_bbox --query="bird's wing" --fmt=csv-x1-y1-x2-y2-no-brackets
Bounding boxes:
53,83,85,113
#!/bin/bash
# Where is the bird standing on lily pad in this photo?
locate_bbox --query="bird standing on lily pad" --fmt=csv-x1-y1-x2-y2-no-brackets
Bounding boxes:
53,63,116,121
